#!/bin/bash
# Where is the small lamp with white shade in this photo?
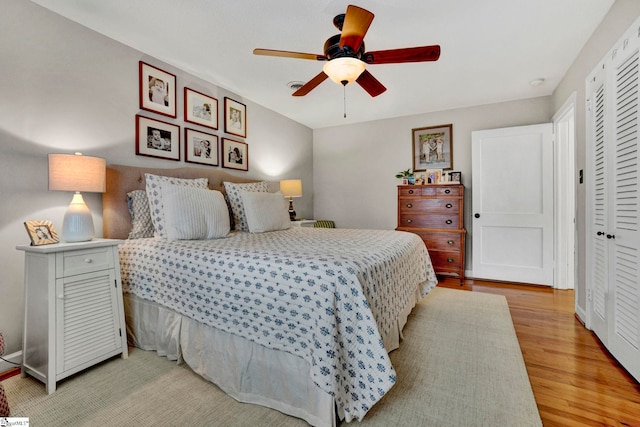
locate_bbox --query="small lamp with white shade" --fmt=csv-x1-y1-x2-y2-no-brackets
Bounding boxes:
48,152,106,242
280,179,302,221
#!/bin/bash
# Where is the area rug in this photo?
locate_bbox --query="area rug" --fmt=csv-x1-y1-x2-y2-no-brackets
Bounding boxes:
2,287,541,426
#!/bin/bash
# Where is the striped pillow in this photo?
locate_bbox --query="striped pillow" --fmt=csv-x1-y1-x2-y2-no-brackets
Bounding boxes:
145,173,208,237
161,182,230,240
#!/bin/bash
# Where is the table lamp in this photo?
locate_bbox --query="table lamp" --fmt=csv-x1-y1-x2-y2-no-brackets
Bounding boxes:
48,152,106,242
280,179,302,221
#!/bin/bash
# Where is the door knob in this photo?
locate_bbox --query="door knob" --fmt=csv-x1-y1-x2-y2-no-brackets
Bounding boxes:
474,213,480,218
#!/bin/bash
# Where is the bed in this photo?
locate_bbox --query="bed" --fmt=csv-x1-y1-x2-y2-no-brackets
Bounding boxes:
103,164,437,426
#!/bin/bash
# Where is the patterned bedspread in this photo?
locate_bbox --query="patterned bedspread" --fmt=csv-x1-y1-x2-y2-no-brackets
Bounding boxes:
119,227,437,421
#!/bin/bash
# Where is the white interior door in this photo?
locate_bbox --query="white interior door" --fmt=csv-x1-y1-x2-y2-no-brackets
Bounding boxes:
471,124,554,285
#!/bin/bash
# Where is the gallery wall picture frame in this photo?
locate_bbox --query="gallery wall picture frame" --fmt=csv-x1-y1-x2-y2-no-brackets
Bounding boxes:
185,128,219,166
412,123,453,171
24,220,59,246
135,115,181,161
139,61,177,118
224,97,247,138
184,88,218,130
221,137,248,171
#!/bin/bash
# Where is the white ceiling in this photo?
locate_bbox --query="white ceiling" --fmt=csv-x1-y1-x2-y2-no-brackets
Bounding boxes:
31,0,614,129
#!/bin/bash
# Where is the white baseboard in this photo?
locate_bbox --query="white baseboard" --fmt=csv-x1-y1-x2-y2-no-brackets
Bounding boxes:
0,350,22,374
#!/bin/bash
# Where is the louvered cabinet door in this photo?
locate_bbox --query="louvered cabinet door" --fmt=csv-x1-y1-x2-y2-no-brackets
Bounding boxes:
609,33,640,380
56,269,123,377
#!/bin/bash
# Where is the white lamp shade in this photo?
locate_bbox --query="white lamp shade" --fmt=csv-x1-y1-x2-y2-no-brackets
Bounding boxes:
280,179,303,198
48,153,106,193
322,57,366,85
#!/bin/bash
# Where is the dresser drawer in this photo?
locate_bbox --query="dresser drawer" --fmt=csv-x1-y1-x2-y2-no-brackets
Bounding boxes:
429,250,462,271
399,198,461,214
398,214,460,229
398,185,462,197
58,246,114,278
416,232,463,252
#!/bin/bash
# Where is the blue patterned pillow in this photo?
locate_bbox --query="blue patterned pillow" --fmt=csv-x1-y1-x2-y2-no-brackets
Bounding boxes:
223,181,269,231
127,190,154,239
145,173,209,237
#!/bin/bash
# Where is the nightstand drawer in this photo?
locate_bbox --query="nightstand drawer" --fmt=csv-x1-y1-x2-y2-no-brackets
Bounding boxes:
59,247,113,277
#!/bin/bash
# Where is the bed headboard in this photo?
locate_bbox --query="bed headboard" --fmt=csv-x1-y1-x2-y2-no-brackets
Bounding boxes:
103,164,259,239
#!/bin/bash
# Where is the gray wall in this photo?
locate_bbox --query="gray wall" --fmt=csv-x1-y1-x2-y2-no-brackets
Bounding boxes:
0,0,313,355
552,0,640,315
313,97,553,269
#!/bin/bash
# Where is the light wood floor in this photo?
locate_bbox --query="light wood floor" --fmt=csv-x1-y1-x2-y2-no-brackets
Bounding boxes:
438,277,640,427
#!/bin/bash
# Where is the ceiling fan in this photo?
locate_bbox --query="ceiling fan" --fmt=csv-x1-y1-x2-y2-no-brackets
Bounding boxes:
253,4,440,97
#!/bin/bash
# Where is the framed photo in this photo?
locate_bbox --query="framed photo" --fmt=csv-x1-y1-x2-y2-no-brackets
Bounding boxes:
135,115,181,161
24,220,59,246
412,124,453,171
426,169,443,184
185,128,219,166
224,97,247,138
222,138,248,171
139,61,177,118
184,88,218,129
449,171,462,183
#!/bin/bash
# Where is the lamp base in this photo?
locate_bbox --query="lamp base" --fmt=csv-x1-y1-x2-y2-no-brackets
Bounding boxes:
288,198,297,221
62,192,95,242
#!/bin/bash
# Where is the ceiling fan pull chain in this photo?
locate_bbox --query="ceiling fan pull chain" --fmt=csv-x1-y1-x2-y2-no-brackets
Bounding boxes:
343,84,347,118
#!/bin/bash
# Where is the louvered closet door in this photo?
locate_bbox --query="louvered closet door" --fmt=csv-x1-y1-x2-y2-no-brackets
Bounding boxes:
609,36,640,380
56,270,122,377
587,63,609,345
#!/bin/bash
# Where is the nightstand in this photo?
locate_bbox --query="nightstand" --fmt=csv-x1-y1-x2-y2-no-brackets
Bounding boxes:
290,220,316,228
16,239,128,394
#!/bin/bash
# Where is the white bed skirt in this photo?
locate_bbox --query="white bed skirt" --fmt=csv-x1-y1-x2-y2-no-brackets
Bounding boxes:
123,285,424,426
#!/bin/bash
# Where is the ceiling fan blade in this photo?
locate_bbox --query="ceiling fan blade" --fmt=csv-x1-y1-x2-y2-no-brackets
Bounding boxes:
253,48,326,61
339,5,374,53
365,45,441,64
356,70,386,97
292,72,329,96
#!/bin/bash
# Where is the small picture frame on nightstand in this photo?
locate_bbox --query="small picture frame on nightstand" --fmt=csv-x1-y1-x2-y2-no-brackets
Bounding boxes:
24,220,59,246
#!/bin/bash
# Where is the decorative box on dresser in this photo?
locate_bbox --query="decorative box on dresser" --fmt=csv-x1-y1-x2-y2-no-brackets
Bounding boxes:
16,239,128,394
396,184,466,283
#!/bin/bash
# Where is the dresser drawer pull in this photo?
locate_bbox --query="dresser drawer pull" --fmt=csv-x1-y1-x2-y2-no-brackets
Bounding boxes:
447,240,455,245
84,258,93,264
406,203,413,208
446,203,453,209
445,219,453,225
408,189,415,194
406,219,413,224
444,189,451,194
447,258,454,263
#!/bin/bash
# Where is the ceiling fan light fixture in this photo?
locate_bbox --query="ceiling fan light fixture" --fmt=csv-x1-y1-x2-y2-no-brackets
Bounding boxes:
323,57,366,85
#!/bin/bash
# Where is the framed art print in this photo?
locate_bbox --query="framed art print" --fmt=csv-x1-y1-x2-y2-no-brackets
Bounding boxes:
412,124,453,171
24,220,59,246
185,128,219,166
135,115,180,161
139,61,177,118
222,138,248,171
184,88,218,129
224,97,246,138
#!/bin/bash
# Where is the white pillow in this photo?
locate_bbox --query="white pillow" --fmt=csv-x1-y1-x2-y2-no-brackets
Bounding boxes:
241,191,291,233
145,173,209,237
161,182,230,240
223,181,269,231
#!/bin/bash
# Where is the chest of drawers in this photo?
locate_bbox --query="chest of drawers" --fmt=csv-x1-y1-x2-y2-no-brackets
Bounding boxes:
396,184,466,283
